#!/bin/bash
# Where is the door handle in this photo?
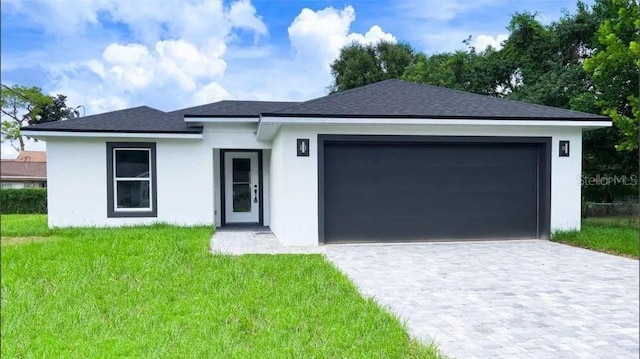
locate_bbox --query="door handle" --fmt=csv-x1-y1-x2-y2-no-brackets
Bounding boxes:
253,184,258,203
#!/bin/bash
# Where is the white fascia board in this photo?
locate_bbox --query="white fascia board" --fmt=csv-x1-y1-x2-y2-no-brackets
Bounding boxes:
184,117,259,123
259,116,612,128
21,131,203,140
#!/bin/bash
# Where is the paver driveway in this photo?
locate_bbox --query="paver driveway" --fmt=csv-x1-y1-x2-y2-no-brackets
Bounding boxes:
325,240,639,359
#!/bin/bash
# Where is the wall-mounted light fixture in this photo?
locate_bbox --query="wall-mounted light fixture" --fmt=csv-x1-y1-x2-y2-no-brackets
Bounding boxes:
559,140,570,157
297,139,309,157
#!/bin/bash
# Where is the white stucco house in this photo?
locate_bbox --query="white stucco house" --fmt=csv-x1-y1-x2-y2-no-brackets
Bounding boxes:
21,80,611,246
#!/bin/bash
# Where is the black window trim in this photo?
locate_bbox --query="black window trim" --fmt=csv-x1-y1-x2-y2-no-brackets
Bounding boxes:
107,142,158,218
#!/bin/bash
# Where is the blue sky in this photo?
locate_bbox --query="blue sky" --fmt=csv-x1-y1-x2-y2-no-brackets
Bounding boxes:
1,0,589,156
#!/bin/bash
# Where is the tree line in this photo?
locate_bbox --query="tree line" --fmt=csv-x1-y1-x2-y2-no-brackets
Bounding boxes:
329,0,639,202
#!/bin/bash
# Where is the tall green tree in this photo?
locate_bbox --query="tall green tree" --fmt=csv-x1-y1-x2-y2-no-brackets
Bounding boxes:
498,10,597,109
402,43,510,96
329,41,417,93
0,84,79,152
582,0,639,152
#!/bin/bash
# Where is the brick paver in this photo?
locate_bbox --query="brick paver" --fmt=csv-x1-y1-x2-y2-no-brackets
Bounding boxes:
325,240,640,358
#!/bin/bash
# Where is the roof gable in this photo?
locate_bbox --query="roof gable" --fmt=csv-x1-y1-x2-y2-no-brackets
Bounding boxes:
265,79,609,121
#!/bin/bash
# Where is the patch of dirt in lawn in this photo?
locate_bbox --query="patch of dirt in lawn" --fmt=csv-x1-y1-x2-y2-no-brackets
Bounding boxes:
1,236,50,246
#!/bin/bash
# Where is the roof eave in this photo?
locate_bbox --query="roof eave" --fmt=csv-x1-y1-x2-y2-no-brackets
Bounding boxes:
260,113,611,121
184,115,260,123
256,115,612,141
21,129,203,140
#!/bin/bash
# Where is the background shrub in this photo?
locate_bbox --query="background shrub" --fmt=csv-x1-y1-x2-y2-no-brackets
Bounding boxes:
1,189,47,214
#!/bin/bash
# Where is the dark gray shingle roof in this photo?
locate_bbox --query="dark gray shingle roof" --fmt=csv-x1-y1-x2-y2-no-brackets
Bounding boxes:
172,100,299,117
22,106,201,134
265,79,609,121
22,80,609,134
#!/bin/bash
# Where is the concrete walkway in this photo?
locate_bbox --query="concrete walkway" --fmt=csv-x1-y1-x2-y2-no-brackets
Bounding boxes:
209,227,324,255
325,240,640,359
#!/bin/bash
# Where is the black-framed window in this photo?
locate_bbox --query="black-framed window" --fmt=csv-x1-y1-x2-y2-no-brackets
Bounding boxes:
107,142,157,218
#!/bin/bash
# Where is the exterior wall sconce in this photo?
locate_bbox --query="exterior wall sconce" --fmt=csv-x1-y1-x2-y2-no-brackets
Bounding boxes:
559,140,570,157
297,139,310,157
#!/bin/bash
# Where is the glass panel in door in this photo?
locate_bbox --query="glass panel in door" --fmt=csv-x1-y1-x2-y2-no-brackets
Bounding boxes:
232,158,251,212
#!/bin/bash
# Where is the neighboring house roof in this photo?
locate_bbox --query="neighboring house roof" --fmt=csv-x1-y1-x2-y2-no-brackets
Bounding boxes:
263,79,609,121
172,100,300,117
21,106,202,134
17,151,46,162
21,79,609,134
0,160,47,179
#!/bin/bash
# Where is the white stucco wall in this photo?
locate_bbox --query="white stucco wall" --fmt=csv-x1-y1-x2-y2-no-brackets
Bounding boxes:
268,129,287,242
46,123,272,228
268,124,584,246
45,122,585,244
47,137,213,227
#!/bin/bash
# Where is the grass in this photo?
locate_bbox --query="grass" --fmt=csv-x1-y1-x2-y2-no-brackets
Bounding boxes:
583,216,640,228
0,214,50,238
553,217,639,259
1,215,442,358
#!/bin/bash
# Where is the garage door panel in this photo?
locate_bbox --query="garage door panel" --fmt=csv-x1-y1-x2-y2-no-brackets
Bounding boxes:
323,141,540,243
326,212,537,242
325,186,537,216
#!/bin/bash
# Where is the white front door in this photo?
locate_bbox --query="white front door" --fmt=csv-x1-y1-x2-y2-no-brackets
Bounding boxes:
224,151,260,223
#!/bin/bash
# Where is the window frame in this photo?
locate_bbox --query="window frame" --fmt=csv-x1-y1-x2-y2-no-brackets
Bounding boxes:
107,142,157,218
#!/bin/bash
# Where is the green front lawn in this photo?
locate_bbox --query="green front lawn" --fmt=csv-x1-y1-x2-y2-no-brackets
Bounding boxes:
0,213,50,237
552,218,639,259
1,215,441,358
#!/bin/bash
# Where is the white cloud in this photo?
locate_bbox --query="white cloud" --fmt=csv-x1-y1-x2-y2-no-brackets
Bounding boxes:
396,0,501,22
3,0,267,46
4,2,395,134
216,6,397,103
346,25,396,45
473,34,508,50
193,82,231,105
22,0,266,115
288,6,395,68
389,0,511,54
85,96,129,115
41,3,395,117
64,37,231,110
3,0,103,34
102,43,155,90
228,0,268,38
